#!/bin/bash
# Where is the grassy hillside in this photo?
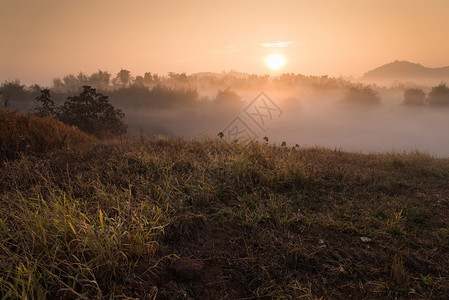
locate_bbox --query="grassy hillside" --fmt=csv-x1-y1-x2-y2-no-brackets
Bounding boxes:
0,109,95,160
1,133,449,299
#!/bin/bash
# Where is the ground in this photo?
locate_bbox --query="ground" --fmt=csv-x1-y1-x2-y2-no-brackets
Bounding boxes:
1,135,449,299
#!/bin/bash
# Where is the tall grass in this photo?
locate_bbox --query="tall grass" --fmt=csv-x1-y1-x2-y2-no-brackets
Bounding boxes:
0,109,95,161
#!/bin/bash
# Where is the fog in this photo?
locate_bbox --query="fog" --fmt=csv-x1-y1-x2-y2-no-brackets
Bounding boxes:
114,77,449,157
271,94,449,156
2,71,449,157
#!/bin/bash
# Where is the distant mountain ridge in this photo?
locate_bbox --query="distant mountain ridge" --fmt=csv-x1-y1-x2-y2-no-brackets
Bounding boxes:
363,60,449,81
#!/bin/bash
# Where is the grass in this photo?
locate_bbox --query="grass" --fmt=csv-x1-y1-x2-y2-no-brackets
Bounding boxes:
1,112,449,299
0,109,95,161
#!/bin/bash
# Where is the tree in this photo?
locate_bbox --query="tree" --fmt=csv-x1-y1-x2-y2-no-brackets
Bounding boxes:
35,88,57,117
428,83,449,106
133,76,145,86
62,74,80,91
168,72,189,85
0,80,34,111
0,91,9,109
113,69,133,88
88,70,111,89
215,88,242,105
403,88,426,105
76,72,89,86
59,86,126,137
52,78,65,91
342,84,380,106
144,72,155,85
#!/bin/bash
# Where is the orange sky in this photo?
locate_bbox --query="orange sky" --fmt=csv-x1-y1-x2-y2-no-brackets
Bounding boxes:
1,0,449,85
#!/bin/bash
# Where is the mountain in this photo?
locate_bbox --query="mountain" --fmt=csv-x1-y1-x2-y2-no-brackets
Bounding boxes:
362,60,449,83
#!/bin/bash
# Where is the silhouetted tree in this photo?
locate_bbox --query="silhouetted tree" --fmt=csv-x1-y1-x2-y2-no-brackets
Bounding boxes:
403,88,426,105
76,72,89,86
0,91,9,109
342,84,380,106
113,69,133,88
62,74,80,91
59,86,126,137
247,74,269,85
428,83,449,106
88,70,111,89
215,88,242,105
0,80,35,111
133,76,145,87
144,72,156,85
35,88,57,117
52,78,65,91
168,72,189,85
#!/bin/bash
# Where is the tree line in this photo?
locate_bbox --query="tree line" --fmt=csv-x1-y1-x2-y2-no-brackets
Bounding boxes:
2,69,449,138
403,83,449,106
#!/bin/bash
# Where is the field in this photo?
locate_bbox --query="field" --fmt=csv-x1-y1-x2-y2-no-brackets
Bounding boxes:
1,111,449,299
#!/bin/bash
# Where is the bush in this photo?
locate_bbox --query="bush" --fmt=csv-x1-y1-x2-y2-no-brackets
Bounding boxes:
215,88,242,105
428,83,449,106
403,88,426,106
342,84,380,106
58,86,127,138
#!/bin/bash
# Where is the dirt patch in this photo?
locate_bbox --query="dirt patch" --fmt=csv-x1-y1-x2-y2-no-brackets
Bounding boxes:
171,258,204,281
157,220,252,299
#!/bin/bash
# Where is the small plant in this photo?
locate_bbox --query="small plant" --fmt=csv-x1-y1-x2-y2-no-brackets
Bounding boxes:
418,274,439,287
35,88,57,117
388,209,406,236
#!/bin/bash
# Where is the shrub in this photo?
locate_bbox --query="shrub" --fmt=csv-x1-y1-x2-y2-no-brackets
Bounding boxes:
215,88,242,105
59,86,127,138
342,84,380,106
428,83,449,106
403,88,426,105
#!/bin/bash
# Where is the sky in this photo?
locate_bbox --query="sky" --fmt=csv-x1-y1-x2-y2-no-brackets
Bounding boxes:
1,0,449,85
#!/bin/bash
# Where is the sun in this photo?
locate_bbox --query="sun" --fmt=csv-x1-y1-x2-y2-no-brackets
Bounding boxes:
266,54,286,70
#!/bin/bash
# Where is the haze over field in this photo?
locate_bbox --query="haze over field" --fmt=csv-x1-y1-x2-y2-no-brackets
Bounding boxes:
1,0,449,156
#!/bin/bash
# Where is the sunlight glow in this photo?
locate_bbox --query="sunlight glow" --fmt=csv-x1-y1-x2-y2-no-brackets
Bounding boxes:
266,54,286,70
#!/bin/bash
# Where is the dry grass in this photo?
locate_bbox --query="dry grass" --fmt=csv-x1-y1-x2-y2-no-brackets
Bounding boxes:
0,109,95,161
0,127,449,298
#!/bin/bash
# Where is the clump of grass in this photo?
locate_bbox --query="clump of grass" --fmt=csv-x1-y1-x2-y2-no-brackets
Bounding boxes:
390,254,408,293
0,192,164,298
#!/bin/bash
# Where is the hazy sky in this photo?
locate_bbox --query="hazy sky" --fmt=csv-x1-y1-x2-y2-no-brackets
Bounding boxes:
1,0,449,85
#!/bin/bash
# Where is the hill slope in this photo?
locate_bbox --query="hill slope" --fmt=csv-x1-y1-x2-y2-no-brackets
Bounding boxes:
0,109,95,160
363,60,449,83
0,137,449,299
